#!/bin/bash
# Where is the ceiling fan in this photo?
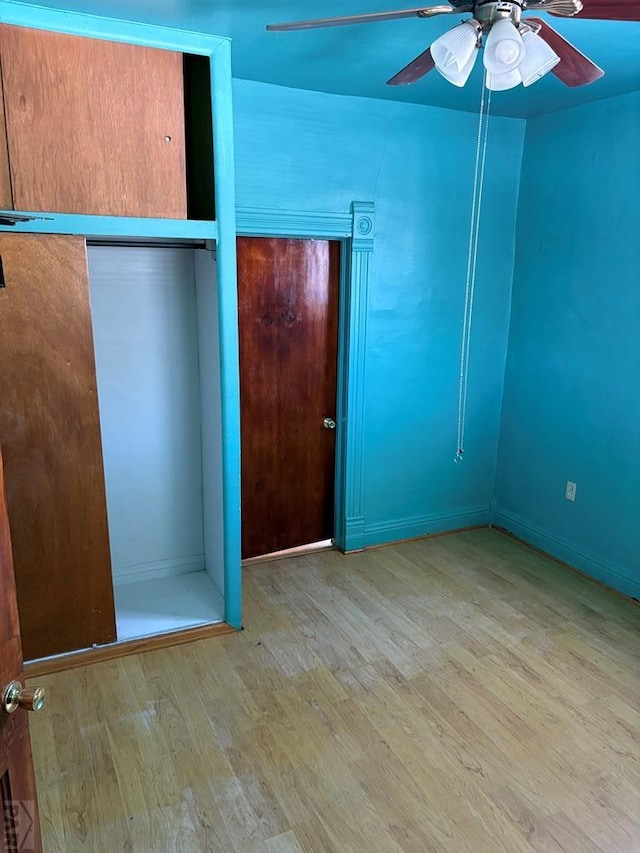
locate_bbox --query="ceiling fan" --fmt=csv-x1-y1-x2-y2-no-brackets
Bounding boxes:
267,0,639,92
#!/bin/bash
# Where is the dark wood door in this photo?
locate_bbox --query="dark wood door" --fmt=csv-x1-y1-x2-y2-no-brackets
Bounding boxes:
0,234,116,660
238,237,340,559
0,24,186,219
0,441,42,852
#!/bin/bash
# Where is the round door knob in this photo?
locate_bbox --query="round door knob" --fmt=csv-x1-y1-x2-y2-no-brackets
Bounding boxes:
323,417,336,430
2,681,45,714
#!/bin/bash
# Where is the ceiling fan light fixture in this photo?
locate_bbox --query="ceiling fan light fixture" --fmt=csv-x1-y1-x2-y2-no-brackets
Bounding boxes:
431,20,481,73
518,30,561,86
486,67,522,91
435,44,479,86
483,19,525,75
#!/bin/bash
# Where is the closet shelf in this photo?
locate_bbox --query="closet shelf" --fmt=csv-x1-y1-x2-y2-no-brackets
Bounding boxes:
0,210,217,241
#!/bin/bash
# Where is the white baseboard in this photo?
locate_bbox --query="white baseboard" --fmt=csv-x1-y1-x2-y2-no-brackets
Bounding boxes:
113,554,206,586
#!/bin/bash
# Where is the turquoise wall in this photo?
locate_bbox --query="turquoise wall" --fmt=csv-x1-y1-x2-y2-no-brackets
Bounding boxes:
495,91,640,600
4,0,637,602
233,80,525,545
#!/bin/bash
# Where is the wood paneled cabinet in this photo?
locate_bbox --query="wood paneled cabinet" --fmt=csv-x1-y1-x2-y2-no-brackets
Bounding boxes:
0,23,221,661
0,24,188,219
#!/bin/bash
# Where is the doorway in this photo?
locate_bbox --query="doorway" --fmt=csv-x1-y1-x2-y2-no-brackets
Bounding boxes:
237,237,341,559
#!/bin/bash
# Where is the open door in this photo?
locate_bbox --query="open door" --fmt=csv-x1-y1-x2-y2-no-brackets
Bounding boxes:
0,442,42,852
237,237,340,559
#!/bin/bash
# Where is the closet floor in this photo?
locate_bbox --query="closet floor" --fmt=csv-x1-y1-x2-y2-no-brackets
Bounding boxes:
114,570,224,641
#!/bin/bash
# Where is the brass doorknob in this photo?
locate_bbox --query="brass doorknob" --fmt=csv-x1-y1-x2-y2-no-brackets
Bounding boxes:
2,681,45,714
323,417,336,430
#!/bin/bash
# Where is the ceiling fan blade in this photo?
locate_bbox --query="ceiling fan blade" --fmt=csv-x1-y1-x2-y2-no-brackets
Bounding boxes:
387,47,436,84
550,0,640,19
527,18,604,86
267,5,462,32
523,0,583,16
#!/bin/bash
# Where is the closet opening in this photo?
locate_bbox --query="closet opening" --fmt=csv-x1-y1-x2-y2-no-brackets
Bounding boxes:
87,239,224,642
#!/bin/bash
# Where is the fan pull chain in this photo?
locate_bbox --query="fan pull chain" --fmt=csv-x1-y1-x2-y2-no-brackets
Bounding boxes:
455,72,492,463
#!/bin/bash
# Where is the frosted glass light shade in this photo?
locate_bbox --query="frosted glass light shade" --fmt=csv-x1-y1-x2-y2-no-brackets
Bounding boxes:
483,19,525,74
519,30,560,86
432,21,480,74
486,68,522,91
435,45,479,87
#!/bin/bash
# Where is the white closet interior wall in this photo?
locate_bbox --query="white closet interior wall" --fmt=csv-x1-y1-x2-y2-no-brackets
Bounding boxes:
87,244,224,641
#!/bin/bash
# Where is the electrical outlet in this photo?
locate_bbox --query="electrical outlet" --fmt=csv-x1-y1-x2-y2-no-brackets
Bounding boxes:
565,481,577,502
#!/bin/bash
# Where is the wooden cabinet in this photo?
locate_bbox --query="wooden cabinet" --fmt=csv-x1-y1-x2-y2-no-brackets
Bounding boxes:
0,25,187,219
0,233,116,660
0,18,226,663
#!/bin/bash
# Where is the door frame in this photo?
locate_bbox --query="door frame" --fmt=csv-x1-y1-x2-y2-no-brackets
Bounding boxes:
237,201,375,553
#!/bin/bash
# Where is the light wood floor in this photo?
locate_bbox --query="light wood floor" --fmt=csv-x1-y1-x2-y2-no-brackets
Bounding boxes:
28,529,640,852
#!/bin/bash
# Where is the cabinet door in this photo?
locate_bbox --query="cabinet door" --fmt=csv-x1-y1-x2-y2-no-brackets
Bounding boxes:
0,234,116,660
0,25,187,220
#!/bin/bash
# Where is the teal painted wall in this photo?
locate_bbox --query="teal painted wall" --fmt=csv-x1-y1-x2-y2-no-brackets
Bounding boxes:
233,80,525,544
495,91,640,600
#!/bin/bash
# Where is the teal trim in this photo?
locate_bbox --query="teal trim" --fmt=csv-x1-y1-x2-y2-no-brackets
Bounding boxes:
342,202,374,552
237,208,352,238
333,244,352,551
0,212,217,240
345,517,366,551
492,508,640,600
0,2,227,54
364,506,489,549
210,41,241,629
235,202,375,555
0,4,242,629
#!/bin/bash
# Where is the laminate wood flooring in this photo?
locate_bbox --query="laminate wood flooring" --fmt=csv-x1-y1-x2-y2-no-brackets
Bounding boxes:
27,529,640,852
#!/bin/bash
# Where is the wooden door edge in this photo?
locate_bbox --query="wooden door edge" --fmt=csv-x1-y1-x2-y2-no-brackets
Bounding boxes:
24,622,237,677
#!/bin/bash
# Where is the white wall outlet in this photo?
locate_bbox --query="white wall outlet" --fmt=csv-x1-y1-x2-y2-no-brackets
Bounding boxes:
565,481,577,502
